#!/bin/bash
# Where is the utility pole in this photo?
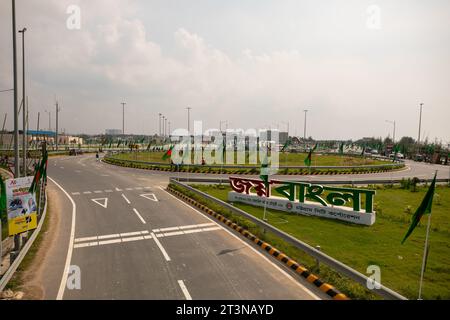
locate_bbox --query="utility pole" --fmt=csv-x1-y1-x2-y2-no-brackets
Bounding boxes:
12,0,20,178
19,27,27,176
162,116,165,138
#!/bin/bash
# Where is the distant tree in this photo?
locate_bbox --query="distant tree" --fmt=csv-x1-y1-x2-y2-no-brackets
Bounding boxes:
383,137,393,145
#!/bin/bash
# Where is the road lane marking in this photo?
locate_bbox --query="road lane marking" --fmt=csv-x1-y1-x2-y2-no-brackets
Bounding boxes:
140,193,158,202
74,236,98,243
163,231,184,237
178,280,192,300
71,192,80,195
126,188,134,191
49,177,77,301
94,190,103,194
158,186,320,300
73,226,221,249
122,236,145,242
151,232,171,261
83,191,92,194
115,187,123,191
91,198,108,209
105,190,113,193
179,223,215,230
98,239,122,246
98,233,120,240
121,194,131,204
133,208,146,224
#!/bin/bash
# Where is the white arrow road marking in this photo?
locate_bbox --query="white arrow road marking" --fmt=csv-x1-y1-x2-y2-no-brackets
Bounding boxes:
91,198,108,209
140,193,158,202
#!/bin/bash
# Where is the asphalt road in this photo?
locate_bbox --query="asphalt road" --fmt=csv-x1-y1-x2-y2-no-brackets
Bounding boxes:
46,155,322,300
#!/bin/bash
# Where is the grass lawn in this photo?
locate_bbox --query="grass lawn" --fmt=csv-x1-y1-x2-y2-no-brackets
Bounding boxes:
112,151,388,167
192,183,450,300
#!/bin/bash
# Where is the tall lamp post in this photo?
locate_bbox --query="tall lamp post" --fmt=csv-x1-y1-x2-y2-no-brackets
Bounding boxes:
19,27,27,176
385,120,396,143
186,107,191,133
418,103,424,144
158,113,162,136
121,102,126,135
303,109,308,141
55,100,60,151
12,0,20,178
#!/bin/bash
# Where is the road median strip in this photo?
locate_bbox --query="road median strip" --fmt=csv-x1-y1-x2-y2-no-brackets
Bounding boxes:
166,186,349,301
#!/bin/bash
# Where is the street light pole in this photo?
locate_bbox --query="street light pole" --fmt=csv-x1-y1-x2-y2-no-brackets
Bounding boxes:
165,118,168,137
56,100,60,151
121,102,126,135
385,120,396,143
186,107,191,133
418,103,424,144
12,0,20,178
19,27,27,176
303,109,308,141
158,113,162,136
162,116,165,138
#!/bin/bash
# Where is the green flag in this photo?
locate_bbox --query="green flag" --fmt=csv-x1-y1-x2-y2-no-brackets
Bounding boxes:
29,150,48,194
393,144,401,162
117,140,122,148
162,145,174,161
304,144,317,167
361,145,366,156
281,139,291,152
339,142,344,155
0,175,7,212
401,172,437,244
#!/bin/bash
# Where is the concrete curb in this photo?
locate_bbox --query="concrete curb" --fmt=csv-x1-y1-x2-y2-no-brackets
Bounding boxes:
103,158,403,176
167,186,349,301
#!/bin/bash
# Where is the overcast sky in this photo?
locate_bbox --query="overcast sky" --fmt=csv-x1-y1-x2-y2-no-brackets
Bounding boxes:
0,0,449,143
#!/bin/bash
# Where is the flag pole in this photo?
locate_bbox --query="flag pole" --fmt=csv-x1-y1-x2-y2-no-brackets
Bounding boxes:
418,170,437,300
418,208,432,300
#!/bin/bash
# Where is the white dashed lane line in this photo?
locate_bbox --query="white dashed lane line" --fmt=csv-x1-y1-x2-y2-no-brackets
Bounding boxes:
71,186,153,196
133,208,146,224
121,194,131,204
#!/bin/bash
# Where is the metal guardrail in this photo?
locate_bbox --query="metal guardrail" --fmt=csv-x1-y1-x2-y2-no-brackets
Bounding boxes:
0,189,48,291
104,156,404,170
169,177,407,300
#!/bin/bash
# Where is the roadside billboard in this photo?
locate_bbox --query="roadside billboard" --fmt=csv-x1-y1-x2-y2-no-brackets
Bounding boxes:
6,176,38,236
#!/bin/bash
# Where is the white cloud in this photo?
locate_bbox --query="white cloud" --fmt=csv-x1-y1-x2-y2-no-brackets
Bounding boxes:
0,0,449,142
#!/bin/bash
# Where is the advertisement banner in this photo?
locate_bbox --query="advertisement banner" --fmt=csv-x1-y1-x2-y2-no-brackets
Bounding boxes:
6,176,38,236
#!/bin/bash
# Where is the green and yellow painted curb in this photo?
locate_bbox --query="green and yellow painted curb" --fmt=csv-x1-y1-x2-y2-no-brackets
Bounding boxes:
167,186,349,301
